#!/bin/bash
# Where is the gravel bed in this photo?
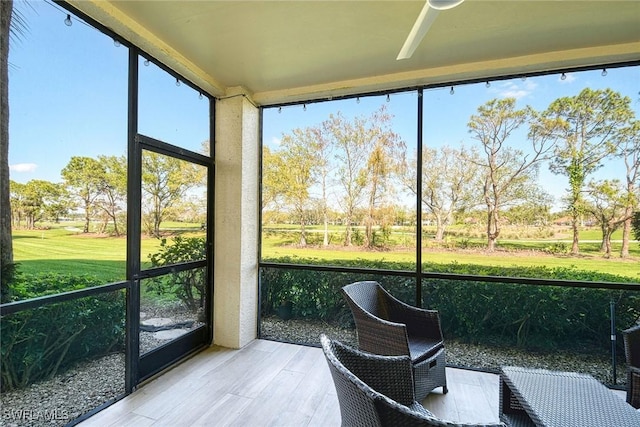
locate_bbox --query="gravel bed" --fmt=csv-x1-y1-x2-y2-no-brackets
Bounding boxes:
260,316,627,386
1,303,202,427
0,353,124,427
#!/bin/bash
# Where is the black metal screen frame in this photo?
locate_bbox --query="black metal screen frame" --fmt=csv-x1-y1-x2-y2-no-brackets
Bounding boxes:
132,135,213,384
2,3,216,415
258,62,640,310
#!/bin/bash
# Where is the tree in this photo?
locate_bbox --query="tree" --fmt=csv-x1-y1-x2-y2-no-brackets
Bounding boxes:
323,112,368,246
61,156,106,233
323,107,402,247
502,197,553,227
585,179,627,258
467,98,555,251
360,106,404,248
1,0,14,290
545,88,634,254
12,179,65,229
95,155,127,236
400,144,479,242
276,128,320,246
262,146,285,214
9,180,24,227
312,126,334,247
41,182,70,223
614,119,640,257
141,151,205,237
632,211,640,244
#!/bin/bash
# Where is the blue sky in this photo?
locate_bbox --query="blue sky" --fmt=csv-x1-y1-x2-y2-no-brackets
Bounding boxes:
9,1,208,184
9,1,640,211
263,67,639,209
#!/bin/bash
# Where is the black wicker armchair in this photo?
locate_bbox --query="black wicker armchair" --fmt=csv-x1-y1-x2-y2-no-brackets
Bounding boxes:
320,334,505,427
342,281,447,400
623,324,640,408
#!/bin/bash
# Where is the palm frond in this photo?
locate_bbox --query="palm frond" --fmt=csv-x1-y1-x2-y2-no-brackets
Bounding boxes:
9,0,32,44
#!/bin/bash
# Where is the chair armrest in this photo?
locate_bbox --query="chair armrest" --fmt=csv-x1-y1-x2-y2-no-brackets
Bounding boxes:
383,289,444,341
342,287,412,356
358,308,412,356
326,337,416,405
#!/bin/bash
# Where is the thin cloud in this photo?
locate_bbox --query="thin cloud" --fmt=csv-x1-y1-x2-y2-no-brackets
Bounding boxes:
494,80,538,100
10,163,38,173
271,136,281,146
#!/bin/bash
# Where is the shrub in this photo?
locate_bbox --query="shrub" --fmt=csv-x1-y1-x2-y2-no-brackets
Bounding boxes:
1,262,18,304
425,279,636,351
147,236,206,312
260,256,640,352
1,273,125,391
544,242,569,254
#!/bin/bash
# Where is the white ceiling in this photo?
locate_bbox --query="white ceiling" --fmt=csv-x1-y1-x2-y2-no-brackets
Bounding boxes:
69,0,640,106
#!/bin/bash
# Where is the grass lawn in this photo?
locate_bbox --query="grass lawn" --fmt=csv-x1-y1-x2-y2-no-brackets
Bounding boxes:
261,227,640,280
262,242,639,280
12,224,167,282
11,222,640,285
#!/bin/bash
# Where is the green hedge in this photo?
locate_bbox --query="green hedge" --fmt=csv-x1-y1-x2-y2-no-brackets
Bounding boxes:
260,257,640,352
1,274,125,391
424,280,636,351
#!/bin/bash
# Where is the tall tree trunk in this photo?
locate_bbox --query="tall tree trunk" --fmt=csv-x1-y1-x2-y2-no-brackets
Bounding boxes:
603,228,613,258
112,215,120,237
344,223,352,246
1,0,14,277
487,209,498,251
599,219,607,252
321,173,329,247
365,177,379,249
83,199,90,233
154,214,161,238
153,196,162,237
322,214,328,246
344,210,353,246
299,217,307,246
434,214,445,242
570,215,580,254
620,206,632,258
364,217,373,248
568,164,583,255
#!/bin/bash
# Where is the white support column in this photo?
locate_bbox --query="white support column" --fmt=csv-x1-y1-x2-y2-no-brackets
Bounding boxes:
213,92,259,348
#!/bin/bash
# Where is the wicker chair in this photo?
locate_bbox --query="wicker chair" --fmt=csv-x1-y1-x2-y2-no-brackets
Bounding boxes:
320,334,505,427
623,324,640,409
342,281,447,400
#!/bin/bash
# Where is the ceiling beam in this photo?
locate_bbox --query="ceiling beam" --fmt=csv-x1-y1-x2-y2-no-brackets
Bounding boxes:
253,41,640,106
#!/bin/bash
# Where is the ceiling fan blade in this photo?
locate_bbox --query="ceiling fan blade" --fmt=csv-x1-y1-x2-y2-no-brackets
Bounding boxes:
396,0,465,61
429,0,465,11
396,2,440,60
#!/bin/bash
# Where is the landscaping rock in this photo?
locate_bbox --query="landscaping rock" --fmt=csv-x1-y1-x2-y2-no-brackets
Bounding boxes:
153,329,189,340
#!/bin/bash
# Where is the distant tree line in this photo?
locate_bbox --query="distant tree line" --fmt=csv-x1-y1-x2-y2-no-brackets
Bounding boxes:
10,152,206,237
263,89,639,258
